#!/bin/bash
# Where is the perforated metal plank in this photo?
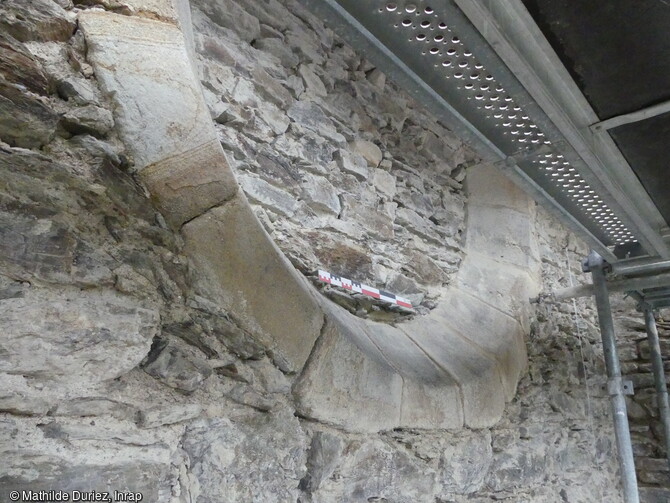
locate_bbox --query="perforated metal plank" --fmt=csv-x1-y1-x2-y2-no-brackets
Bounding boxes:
299,0,652,260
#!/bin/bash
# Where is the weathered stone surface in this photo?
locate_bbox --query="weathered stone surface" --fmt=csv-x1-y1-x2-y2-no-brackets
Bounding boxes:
0,213,76,284
0,287,158,383
396,207,442,243
300,431,344,492
366,68,386,90
0,0,75,42
314,437,437,502
0,459,175,503
56,76,101,105
287,100,345,144
0,393,51,416
0,81,58,148
142,337,212,393
437,431,492,495
340,194,394,241
0,34,50,95
182,411,307,503
0,1,645,501
196,0,261,43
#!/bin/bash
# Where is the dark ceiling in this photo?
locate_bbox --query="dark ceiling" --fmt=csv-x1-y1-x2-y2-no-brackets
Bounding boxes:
521,0,670,230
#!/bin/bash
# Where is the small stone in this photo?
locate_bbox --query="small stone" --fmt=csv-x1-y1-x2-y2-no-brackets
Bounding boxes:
340,194,394,241
136,404,202,428
251,66,293,109
254,38,300,68
247,359,290,394
379,159,393,170
396,207,442,244
224,384,276,412
371,168,396,199
238,173,300,217
51,397,137,421
56,77,100,105
61,105,114,138
285,28,325,65
255,104,290,136
231,78,260,107
299,64,327,97
334,149,369,181
287,100,345,145
70,134,121,165
349,138,382,168
0,35,57,147
300,431,344,492
301,173,341,216
366,68,386,90
385,272,425,306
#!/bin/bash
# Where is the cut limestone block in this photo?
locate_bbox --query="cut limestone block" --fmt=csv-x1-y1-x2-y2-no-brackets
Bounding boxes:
79,11,237,227
182,195,323,372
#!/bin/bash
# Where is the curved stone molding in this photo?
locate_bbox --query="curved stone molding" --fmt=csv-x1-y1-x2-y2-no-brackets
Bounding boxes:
79,1,539,432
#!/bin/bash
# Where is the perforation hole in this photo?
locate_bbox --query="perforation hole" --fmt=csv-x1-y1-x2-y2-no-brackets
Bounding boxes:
381,3,639,246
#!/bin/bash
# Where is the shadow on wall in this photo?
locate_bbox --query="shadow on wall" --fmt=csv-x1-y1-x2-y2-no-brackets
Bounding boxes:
77,0,540,432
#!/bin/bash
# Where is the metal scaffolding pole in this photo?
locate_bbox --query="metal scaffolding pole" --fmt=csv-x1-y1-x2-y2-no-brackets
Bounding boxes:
643,308,670,470
586,251,640,503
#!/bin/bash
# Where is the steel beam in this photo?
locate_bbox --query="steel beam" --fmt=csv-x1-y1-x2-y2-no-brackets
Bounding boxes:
586,251,640,503
642,308,670,470
612,258,670,277
591,99,670,132
550,272,670,301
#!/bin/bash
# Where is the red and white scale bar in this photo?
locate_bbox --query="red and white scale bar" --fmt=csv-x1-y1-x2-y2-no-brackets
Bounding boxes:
318,270,413,309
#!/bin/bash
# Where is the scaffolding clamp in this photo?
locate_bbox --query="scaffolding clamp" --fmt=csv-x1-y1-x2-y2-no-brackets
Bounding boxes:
608,377,635,397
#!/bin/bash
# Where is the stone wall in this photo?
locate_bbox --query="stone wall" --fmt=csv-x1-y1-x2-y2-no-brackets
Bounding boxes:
191,0,474,311
0,0,667,502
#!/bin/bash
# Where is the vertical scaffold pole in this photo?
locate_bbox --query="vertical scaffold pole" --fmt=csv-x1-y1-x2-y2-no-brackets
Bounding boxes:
585,251,639,503
643,307,670,470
